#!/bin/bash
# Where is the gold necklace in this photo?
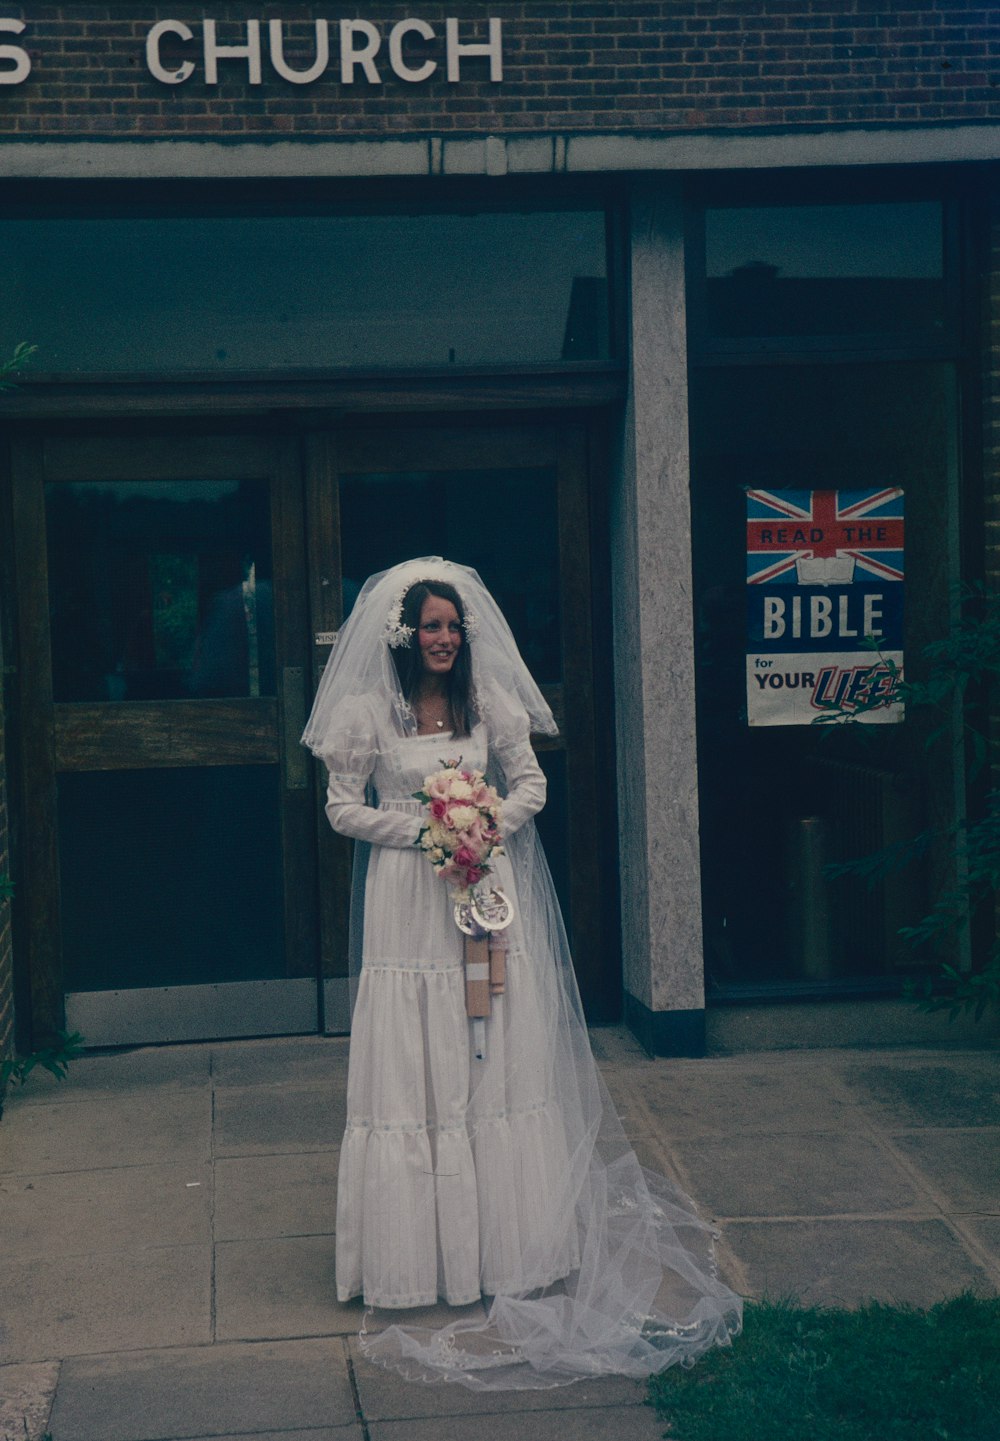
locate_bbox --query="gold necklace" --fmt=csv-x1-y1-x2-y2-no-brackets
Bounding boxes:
416,697,450,732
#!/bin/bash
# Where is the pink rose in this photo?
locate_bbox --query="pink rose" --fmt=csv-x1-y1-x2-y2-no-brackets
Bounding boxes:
466,867,484,885
454,845,478,870
430,798,447,819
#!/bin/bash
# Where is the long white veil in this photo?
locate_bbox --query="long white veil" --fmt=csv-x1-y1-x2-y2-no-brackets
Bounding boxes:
303,558,742,1388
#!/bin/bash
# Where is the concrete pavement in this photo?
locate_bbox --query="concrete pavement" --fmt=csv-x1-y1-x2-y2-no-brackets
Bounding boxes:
1,1029,998,1440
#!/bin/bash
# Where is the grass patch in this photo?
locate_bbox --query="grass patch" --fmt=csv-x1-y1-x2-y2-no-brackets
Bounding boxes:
648,1295,1000,1441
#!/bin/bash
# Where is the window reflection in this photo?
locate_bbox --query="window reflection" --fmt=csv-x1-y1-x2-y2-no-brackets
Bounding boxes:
705,202,944,338
46,480,275,702
339,467,561,686
7,211,609,373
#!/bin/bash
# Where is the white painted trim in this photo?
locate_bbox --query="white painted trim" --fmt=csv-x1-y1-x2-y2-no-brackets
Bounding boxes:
66,978,318,1047
567,124,1000,172
1,123,997,181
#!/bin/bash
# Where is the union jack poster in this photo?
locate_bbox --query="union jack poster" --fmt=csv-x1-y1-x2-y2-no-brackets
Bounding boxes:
746,488,905,727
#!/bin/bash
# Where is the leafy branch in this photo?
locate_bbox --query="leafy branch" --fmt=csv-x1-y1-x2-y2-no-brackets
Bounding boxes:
0,340,38,391
0,1030,86,1119
815,584,1000,1019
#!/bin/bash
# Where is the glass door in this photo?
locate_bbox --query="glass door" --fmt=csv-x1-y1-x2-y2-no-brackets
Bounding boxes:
304,422,617,1024
13,432,318,1045
11,418,615,1048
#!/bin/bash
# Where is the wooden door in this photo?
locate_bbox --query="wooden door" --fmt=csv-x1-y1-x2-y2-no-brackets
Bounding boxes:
12,432,318,1045
305,421,617,1023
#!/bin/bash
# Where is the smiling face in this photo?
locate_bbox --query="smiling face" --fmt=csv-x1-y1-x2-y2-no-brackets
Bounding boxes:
417,593,463,677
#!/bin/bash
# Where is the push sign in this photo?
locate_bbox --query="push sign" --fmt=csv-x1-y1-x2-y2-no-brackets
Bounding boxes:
746,487,905,727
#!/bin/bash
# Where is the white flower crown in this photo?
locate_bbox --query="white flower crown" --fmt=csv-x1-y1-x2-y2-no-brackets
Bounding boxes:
383,578,479,648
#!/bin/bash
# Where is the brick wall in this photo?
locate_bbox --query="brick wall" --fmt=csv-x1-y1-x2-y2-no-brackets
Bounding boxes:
0,2,996,139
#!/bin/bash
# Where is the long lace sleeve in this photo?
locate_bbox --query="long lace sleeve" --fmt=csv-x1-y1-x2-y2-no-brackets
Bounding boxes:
489,700,547,837
321,699,423,850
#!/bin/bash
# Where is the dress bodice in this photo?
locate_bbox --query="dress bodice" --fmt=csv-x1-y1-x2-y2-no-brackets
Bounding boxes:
322,697,544,849
372,724,489,802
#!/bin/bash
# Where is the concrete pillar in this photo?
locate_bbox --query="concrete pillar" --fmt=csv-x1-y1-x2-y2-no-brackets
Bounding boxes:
612,177,705,1055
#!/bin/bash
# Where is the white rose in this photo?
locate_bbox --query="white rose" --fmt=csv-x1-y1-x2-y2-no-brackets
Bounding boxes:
448,804,478,831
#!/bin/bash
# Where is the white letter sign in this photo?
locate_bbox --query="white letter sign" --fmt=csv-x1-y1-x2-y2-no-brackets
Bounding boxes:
389,18,436,83
268,19,329,85
0,17,31,85
203,19,262,85
445,16,502,82
146,19,195,84
340,20,382,84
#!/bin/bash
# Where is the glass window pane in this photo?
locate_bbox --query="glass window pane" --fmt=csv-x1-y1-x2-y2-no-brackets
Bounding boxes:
339,467,562,685
690,362,961,988
705,202,944,338
5,211,609,373
58,766,284,991
46,480,274,701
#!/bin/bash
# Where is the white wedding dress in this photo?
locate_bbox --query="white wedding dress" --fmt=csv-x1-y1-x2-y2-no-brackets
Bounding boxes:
307,559,740,1388
325,699,579,1308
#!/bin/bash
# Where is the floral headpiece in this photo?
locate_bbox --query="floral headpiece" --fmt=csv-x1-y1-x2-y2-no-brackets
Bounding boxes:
383,574,479,648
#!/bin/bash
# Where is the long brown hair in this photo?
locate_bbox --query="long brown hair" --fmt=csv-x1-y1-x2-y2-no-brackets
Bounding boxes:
389,580,474,737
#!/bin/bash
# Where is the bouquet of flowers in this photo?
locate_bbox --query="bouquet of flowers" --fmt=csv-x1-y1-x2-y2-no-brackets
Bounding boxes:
413,761,504,894
415,761,512,1056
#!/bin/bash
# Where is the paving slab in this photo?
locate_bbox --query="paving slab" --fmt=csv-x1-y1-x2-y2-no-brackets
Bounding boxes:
726,1217,998,1307
213,1082,345,1157
214,1152,339,1241
0,1090,211,1175
890,1129,1000,1210
215,1235,343,1340
960,1216,1000,1272
9,1044,211,1106
669,1132,920,1219
0,1244,211,1363
0,1361,59,1441
0,1162,213,1260
48,1338,356,1441
349,1337,651,1419
637,1059,858,1138
360,1299,488,1336
170,1432,358,1440
587,1027,654,1067
211,1035,350,1089
4,1034,997,1441
593,1071,653,1139
833,1056,1000,1128
368,1405,666,1440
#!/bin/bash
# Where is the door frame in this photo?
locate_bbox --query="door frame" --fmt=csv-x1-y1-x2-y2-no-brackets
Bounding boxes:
6,407,620,1046
306,418,618,1025
9,428,319,1045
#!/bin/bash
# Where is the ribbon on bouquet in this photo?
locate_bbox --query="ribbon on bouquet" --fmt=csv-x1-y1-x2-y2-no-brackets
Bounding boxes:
456,888,513,1060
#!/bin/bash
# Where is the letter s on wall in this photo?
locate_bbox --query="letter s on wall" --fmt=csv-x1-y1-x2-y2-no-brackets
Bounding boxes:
0,18,31,85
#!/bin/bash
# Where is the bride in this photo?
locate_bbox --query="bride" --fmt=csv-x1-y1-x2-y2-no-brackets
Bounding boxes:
301,557,741,1389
